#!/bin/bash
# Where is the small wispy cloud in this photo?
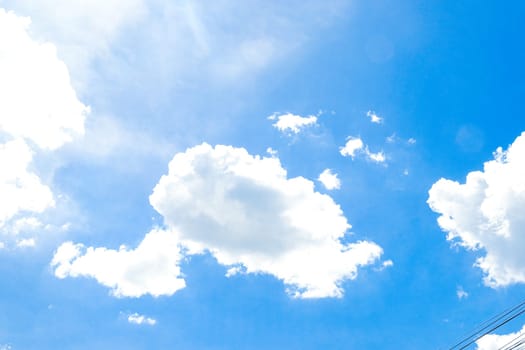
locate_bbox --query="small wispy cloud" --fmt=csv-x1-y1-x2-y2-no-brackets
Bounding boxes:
375,260,394,271
127,313,157,326
16,238,35,248
340,137,386,163
367,110,383,124
269,113,318,134
266,147,278,157
456,286,469,300
365,148,386,163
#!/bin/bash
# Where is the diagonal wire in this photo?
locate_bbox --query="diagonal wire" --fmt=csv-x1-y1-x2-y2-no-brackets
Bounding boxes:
457,306,525,350
498,332,525,350
448,298,525,349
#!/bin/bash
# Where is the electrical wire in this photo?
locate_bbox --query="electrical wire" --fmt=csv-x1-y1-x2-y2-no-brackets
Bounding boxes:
457,307,525,349
447,298,525,350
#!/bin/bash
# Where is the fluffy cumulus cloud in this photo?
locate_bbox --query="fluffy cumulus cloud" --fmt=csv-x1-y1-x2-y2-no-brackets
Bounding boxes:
0,9,88,240
127,312,157,326
476,324,525,350
428,132,525,287
269,113,318,134
318,169,341,190
149,143,383,298
51,229,185,297
0,9,88,150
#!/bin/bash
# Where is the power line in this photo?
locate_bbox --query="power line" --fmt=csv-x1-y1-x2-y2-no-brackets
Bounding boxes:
447,298,525,350
458,307,525,350
498,331,525,350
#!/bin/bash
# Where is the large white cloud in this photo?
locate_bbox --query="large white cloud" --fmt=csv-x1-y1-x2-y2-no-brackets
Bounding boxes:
428,132,525,287
52,229,185,298
0,8,88,150
149,143,383,298
52,144,383,298
2,1,347,90
0,9,88,240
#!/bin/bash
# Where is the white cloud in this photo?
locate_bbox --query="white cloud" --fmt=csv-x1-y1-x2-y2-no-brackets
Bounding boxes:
365,148,386,163
269,113,318,134
340,137,364,158
476,324,525,350
266,147,278,157
0,8,88,150
3,1,348,92
428,132,525,287
382,260,393,268
318,169,341,190
51,229,185,298
127,312,157,326
340,137,386,163
0,139,55,227
366,110,383,124
456,286,468,300
1,1,146,84
16,238,36,248
375,259,393,272
150,144,383,298
0,9,87,243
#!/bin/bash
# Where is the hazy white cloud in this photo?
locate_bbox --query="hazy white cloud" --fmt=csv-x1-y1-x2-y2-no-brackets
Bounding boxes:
127,312,157,326
2,1,347,93
269,113,318,134
476,324,525,350
16,238,36,248
366,110,383,124
456,286,468,300
1,0,146,84
149,144,383,298
340,137,364,158
428,132,525,287
318,169,341,190
0,8,88,150
51,229,185,298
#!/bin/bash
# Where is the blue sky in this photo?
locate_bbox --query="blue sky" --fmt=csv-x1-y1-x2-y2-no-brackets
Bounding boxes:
1,1,525,349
